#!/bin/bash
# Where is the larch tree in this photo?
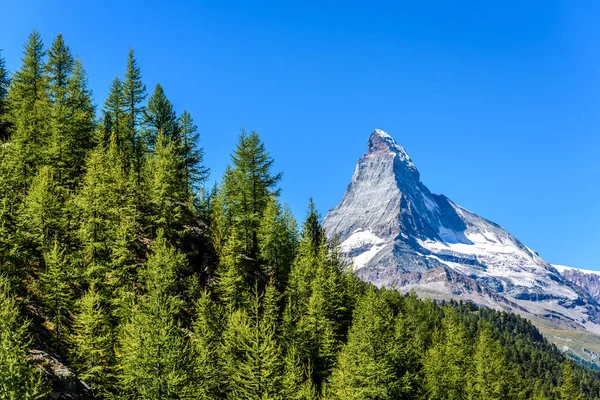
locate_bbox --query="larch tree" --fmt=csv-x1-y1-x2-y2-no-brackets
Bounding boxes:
0,49,10,140
117,233,191,399
122,48,146,181
102,77,126,149
222,129,282,260
220,284,284,399
326,288,396,400
3,30,50,192
422,309,472,400
178,110,209,198
143,83,179,151
21,165,64,253
0,276,47,399
70,286,115,397
40,241,72,343
191,291,224,399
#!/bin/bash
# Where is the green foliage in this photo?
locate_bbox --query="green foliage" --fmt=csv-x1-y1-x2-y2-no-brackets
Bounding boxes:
103,77,126,148
223,129,282,258
0,276,47,399
70,287,115,396
467,325,515,399
148,130,187,237
40,241,72,342
143,83,179,150
178,110,209,197
20,166,64,252
117,233,191,399
423,309,472,400
559,361,585,400
221,285,284,399
0,49,11,140
2,31,600,400
192,291,224,399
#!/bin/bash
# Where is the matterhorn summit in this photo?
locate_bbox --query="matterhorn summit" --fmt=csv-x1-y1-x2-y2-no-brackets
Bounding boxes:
323,129,600,365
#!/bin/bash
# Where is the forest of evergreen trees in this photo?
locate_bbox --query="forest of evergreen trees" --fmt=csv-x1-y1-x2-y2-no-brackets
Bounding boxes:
1,30,600,399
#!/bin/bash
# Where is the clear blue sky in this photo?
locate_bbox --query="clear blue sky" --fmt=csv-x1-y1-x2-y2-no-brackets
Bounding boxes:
2,1,599,269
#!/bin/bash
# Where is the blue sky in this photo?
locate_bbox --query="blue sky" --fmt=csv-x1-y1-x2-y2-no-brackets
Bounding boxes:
2,1,599,269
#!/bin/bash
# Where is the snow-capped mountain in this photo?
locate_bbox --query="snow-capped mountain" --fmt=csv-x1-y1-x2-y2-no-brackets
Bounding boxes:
323,129,600,364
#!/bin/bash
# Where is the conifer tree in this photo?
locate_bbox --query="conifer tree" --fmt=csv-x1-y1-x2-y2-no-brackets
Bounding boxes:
216,227,249,312
102,77,126,149
0,49,10,140
178,110,209,197
148,130,186,237
223,129,282,259
422,310,472,400
45,34,73,104
123,48,146,181
221,284,284,399
558,361,584,400
3,30,49,190
282,345,317,400
21,166,64,252
143,83,179,151
71,287,114,397
326,288,396,400
45,34,77,184
467,326,512,400
258,197,297,288
40,241,71,343
117,233,191,399
0,276,47,399
0,197,21,282
191,291,224,399
63,58,95,179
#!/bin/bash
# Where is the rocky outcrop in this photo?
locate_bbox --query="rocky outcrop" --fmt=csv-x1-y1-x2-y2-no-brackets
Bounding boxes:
30,350,92,399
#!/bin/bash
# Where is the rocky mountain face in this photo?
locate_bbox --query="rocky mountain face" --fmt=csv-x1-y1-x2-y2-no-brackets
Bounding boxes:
555,265,600,303
323,129,600,365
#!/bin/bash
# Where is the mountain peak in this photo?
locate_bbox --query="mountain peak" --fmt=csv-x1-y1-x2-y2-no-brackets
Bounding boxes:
367,129,417,171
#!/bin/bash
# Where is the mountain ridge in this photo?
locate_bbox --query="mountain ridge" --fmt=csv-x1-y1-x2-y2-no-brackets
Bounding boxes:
323,129,600,365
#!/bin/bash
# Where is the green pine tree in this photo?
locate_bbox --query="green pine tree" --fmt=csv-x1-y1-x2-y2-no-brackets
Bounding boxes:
222,129,282,259
282,345,317,400
467,325,513,400
422,309,472,400
326,288,396,400
216,227,249,312
258,196,298,288
117,232,191,399
558,361,584,400
178,110,209,198
3,30,50,191
21,165,64,253
143,83,179,150
123,48,146,181
0,275,47,399
70,286,115,397
40,241,71,343
102,77,126,149
191,290,224,399
0,49,10,140
221,284,284,399
148,130,186,237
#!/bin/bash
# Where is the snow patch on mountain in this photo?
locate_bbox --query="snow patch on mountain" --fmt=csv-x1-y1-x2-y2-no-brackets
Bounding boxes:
341,229,386,271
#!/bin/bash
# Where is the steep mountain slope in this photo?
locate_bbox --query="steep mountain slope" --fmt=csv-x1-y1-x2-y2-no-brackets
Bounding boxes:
555,265,600,304
323,129,600,365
